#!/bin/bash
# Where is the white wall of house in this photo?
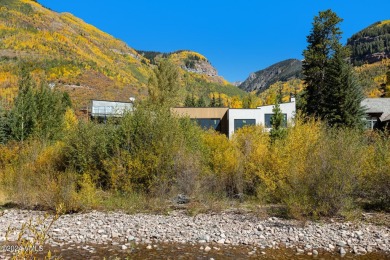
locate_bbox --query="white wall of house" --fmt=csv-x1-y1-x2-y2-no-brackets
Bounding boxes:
257,97,296,128
227,97,296,138
228,109,263,139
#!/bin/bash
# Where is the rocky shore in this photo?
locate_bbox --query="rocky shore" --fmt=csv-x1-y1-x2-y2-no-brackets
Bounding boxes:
0,209,389,257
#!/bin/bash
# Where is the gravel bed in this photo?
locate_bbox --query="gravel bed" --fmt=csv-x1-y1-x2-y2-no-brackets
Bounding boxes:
0,209,389,256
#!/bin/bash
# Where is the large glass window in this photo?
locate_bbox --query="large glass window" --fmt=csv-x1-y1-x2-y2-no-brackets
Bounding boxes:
194,118,221,131
264,114,287,128
364,116,378,130
234,119,256,131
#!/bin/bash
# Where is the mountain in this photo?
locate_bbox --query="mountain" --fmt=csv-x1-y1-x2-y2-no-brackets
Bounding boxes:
239,59,302,93
137,50,228,85
347,20,390,66
0,0,240,110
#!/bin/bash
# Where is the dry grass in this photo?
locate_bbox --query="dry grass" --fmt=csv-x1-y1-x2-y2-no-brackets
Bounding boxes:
0,188,8,206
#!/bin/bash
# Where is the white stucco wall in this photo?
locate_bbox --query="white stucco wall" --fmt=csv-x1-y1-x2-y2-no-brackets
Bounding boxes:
228,98,296,138
257,97,296,128
228,109,263,139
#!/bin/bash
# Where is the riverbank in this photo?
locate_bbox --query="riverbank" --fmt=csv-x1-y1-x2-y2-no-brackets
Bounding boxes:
0,209,389,258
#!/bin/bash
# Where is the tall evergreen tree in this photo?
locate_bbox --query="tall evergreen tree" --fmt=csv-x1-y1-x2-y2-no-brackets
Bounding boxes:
323,47,365,128
302,9,343,118
303,9,364,128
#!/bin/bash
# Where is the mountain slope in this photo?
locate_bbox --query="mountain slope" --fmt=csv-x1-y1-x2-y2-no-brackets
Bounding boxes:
0,0,237,109
347,20,390,65
239,59,302,93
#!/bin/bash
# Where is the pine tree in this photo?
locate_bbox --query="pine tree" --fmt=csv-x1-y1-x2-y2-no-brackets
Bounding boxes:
323,47,365,128
302,9,343,118
303,9,364,128
197,96,206,107
269,93,287,143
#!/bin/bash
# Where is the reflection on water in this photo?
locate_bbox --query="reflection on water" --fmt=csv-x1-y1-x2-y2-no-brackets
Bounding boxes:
33,243,390,260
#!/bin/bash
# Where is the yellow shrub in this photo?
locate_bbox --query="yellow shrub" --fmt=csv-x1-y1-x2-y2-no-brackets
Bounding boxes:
232,125,269,196
202,131,241,196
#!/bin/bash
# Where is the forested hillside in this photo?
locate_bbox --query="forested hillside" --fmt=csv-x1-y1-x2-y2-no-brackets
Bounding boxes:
0,0,242,110
347,20,390,66
239,59,302,93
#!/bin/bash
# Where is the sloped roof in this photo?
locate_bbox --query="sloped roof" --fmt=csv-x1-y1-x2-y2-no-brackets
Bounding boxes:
361,98,390,122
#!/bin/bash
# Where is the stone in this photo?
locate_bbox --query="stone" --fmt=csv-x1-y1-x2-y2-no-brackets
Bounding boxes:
358,246,367,254
337,241,346,247
217,239,225,244
340,247,346,255
121,245,127,250
175,194,190,204
204,246,211,252
146,245,152,250
313,250,318,255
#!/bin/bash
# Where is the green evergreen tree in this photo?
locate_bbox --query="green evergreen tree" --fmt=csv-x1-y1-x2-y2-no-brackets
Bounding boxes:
323,47,365,128
302,9,364,128
197,96,206,107
148,59,180,107
269,93,287,143
302,9,343,118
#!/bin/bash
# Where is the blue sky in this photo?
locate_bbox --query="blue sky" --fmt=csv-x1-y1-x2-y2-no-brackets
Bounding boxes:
38,0,390,82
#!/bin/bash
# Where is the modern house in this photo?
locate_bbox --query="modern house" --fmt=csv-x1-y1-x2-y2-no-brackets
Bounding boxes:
362,98,390,130
172,97,296,138
90,100,134,121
